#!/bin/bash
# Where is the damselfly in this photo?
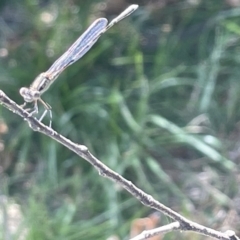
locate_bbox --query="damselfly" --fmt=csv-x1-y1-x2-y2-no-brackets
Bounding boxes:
20,4,138,127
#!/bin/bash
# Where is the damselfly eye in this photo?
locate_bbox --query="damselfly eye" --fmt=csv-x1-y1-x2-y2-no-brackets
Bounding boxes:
19,87,40,102
19,87,28,97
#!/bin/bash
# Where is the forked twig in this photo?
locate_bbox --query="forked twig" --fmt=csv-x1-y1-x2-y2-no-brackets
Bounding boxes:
0,90,238,240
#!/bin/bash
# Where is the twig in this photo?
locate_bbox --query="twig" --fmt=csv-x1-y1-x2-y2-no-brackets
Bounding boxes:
130,222,180,240
0,90,238,240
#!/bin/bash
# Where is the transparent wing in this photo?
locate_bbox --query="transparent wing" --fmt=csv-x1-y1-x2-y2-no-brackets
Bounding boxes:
44,4,138,80
46,18,108,78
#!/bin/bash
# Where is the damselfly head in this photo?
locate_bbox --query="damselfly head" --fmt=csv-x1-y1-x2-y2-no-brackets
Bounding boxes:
20,87,40,102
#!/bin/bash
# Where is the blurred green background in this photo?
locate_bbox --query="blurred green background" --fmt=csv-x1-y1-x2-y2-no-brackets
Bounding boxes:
0,0,240,239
